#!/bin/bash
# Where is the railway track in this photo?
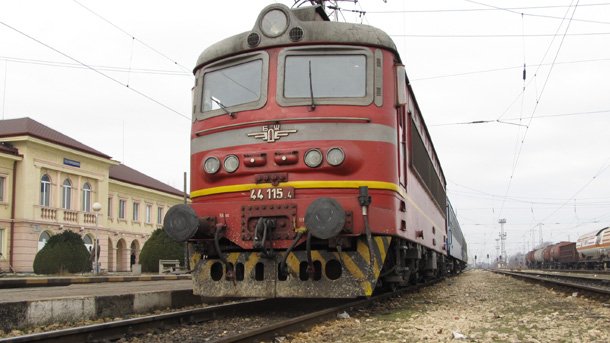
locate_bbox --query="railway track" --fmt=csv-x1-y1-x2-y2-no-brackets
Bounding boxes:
1,280,440,343
494,269,610,297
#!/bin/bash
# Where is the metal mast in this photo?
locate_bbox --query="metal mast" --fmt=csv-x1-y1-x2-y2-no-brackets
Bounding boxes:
498,218,507,267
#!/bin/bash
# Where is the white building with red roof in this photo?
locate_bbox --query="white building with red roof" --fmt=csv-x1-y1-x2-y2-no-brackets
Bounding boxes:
0,117,184,273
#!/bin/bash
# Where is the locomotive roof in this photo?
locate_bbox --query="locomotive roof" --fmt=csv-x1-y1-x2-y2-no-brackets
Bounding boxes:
194,3,399,71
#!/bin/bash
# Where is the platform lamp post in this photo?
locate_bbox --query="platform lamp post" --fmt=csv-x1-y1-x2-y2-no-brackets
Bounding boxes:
92,202,102,275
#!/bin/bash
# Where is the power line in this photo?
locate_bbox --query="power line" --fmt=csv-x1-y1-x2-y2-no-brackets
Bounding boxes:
532,158,610,227
390,32,610,38
72,0,191,73
497,1,580,218
0,56,191,76
411,57,610,81
0,20,190,121
429,109,610,127
367,2,610,13
463,0,610,26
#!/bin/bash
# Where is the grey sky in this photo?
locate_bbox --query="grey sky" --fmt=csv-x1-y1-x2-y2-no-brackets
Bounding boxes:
1,0,609,262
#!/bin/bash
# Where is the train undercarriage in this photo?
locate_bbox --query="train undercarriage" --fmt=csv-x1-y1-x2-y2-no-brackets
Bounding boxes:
188,235,458,298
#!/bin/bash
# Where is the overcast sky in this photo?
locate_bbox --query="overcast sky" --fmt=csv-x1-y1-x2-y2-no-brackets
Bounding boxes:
1,0,609,262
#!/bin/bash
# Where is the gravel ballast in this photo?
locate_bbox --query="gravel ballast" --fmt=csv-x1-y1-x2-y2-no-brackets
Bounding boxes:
285,269,610,342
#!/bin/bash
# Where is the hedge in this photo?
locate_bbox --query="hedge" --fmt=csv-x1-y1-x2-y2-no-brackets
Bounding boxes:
139,229,185,273
33,231,91,274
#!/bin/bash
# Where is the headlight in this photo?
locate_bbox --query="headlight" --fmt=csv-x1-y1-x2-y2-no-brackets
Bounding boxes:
326,148,345,166
203,157,220,174
304,149,323,168
224,155,239,173
260,9,288,37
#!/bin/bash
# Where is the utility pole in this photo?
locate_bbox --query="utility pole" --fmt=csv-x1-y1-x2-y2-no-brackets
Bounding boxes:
538,223,543,246
495,238,500,267
498,218,507,268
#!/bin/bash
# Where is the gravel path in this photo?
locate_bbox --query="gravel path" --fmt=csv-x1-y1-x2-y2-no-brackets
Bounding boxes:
285,269,610,342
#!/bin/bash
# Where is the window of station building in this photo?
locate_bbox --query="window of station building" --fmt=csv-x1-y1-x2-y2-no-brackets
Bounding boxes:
82,183,92,212
83,234,93,253
0,228,4,257
38,231,51,251
107,197,113,218
118,199,126,219
62,179,72,209
133,202,140,222
40,174,51,207
145,204,152,224
157,207,164,225
0,176,5,202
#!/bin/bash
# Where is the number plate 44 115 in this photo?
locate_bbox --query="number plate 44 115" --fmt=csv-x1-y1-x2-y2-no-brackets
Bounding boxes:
250,187,294,201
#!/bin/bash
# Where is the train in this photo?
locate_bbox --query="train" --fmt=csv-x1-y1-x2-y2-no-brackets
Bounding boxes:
525,227,610,269
163,2,467,298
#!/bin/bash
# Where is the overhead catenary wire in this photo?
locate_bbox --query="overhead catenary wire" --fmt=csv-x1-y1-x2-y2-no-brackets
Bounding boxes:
390,32,610,38
496,1,580,218
366,2,610,13
0,20,190,121
411,57,610,81
72,0,191,73
463,0,610,26
429,109,610,127
0,56,190,76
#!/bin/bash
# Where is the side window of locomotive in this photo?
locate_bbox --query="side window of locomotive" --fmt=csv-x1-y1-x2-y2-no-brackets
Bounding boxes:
284,55,366,98
202,59,262,112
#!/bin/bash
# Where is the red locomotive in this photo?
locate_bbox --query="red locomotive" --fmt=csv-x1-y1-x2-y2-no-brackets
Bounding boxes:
164,3,466,298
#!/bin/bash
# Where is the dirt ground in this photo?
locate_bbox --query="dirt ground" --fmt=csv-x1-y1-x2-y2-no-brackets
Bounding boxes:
285,269,610,343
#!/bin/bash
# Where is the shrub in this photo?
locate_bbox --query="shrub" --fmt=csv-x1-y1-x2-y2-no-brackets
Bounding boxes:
139,229,185,273
33,231,91,274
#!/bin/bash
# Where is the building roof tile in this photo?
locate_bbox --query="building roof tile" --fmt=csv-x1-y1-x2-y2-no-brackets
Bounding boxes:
109,164,183,197
0,117,110,158
0,117,183,197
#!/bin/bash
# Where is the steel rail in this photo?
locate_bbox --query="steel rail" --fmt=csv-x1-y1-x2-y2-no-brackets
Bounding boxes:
216,279,440,343
0,298,270,343
494,270,610,296
1,279,442,343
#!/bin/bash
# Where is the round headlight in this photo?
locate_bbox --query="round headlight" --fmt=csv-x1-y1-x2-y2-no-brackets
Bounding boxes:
326,148,345,166
203,157,220,174
224,155,239,173
260,9,288,37
304,149,323,168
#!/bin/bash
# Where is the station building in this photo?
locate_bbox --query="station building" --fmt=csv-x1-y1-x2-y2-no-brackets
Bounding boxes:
0,117,184,273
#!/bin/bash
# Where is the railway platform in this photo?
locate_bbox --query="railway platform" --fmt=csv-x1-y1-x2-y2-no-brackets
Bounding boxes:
0,274,199,332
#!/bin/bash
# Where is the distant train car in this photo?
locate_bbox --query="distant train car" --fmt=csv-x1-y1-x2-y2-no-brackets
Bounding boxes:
550,242,578,268
577,227,610,266
525,227,609,270
446,200,467,273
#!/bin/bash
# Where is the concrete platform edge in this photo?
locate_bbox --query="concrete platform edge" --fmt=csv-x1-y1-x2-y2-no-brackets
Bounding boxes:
0,289,202,332
0,274,191,289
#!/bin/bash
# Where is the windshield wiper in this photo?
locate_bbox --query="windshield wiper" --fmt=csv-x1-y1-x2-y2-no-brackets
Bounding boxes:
308,60,316,111
211,97,235,118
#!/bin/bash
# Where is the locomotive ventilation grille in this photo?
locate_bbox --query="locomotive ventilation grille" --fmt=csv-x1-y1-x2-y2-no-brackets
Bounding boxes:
289,27,304,42
247,32,261,47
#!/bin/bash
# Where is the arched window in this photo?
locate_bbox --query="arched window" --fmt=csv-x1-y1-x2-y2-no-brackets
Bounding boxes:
40,174,51,207
82,183,92,212
62,179,72,209
83,234,94,253
38,231,51,251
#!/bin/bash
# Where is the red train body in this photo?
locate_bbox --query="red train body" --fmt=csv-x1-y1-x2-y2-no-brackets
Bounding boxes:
164,3,466,298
